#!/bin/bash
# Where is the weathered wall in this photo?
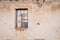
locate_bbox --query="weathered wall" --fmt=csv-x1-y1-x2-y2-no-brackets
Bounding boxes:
0,1,60,40
0,2,32,40
27,2,60,40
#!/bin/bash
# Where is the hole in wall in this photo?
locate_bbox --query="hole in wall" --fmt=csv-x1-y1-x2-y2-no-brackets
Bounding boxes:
37,22,40,25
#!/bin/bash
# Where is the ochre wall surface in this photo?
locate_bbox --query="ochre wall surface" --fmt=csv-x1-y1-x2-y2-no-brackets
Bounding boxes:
0,1,60,40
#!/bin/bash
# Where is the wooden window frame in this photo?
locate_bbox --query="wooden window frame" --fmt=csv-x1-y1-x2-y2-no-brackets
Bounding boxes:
15,8,28,31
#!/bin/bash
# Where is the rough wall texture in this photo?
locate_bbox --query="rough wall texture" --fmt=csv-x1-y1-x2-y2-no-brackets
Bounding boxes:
0,1,60,40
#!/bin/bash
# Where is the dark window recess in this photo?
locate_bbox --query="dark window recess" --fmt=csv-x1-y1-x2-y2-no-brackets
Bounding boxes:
15,8,28,30
24,22,28,28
